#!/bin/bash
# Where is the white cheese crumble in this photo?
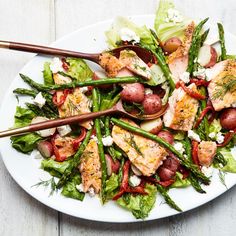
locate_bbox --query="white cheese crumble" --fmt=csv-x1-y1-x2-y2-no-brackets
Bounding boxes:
188,130,201,142
91,135,98,143
173,142,185,154
119,27,140,43
208,132,216,139
165,9,183,24
193,67,206,78
33,92,46,108
201,166,214,178
76,184,85,193
180,71,190,83
144,88,153,95
50,57,64,73
102,135,113,146
88,187,96,197
208,131,224,144
80,86,89,93
129,175,141,187
57,125,72,137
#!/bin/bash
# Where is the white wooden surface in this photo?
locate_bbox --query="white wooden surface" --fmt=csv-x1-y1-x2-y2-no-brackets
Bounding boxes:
1,0,236,235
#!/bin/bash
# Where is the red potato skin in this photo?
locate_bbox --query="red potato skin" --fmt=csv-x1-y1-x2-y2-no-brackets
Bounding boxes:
37,140,53,158
140,118,163,134
220,108,236,130
205,46,217,68
157,167,175,181
105,154,120,176
162,156,180,172
157,130,174,144
142,94,162,115
162,37,182,54
120,83,145,103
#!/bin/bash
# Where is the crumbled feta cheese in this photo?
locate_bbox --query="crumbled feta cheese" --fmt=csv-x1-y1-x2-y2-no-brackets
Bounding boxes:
50,57,64,73
80,86,89,93
180,72,190,83
165,9,183,24
216,132,224,144
173,142,185,154
188,130,201,142
57,125,72,137
76,184,85,193
88,187,96,197
208,132,216,139
193,67,206,78
102,135,113,146
33,92,46,108
144,88,153,95
129,175,141,187
201,166,214,177
91,135,98,142
119,27,140,43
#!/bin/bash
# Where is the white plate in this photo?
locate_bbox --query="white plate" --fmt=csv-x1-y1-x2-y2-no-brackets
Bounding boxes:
0,15,236,223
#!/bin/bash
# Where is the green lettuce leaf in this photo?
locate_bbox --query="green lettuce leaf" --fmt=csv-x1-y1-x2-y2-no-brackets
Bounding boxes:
43,62,54,85
209,119,222,135
11,106,42,153
41,159,72,177
105,16,153,49
116,184,157,219
218,148,236,173
154,0,191,42
66,58,93,81
171,172,191,188
105,173,119,199
145,64,167,86
61,174,85,201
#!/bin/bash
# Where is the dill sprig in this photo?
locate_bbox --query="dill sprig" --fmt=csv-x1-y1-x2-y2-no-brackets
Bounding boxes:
218,170,227,189
212,75,236,100
31,177,57,196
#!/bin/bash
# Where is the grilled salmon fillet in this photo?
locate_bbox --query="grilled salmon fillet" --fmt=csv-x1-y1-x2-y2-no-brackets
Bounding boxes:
163,83,199,131
53,73,92,129
168,22,195,83
79,139,102,193
198,141,217,167
208,60,236,111
112,119,168,176
54,136,76,158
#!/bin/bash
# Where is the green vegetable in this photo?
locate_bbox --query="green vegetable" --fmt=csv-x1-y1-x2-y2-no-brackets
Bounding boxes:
43,62,54,85
189,174,206,193
147,64,167,86
218,23,227,61
61,174,85,201
209,119,222,136
154,0,191,42
92,88,107,203
20,73,139,92
111,118,210,184
105,16,153,48
226,54,236,60
200,28,210,46
105,173,119,199
10,106,41,153
216,148,236,173
117,184,157,219
41,159,72,178
214,151,227,167
171,172,191,188
66,58,93,81
13,88,37,97
32,177,57,196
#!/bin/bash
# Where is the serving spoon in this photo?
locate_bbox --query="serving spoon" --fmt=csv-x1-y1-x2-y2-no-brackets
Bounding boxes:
0,100,168,138
0,40,153,64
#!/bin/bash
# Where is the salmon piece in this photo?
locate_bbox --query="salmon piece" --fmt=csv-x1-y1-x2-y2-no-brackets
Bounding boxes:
112,119,168,176
208,60,236,111
58,88,92,129
99,52,124,77
163,83,199,131
54,136,76,158
198,141,217,167
79,139,102,193
168,22,195,83
119,50,152,80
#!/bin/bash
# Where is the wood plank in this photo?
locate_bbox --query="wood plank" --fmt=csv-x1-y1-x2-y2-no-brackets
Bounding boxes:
0,0,58,236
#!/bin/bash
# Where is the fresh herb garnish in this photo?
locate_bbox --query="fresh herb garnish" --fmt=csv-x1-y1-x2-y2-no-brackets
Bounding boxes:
31,177,57,196
125,133,144,158
218,170,227,189
123,102,144,116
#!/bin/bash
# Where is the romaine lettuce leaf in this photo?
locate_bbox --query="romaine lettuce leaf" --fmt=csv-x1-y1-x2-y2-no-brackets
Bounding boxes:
43,62,54,85
105,173,119,199
66,58,93,81
171,172,191,188
154,0,191,42
105,16,153,49
209,119,222,135
61,174,85,201
14,106,36,128
218,148,236,173
116,184,157,219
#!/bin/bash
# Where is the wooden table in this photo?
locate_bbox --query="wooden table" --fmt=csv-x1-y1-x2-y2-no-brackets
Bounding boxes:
1,0,236,235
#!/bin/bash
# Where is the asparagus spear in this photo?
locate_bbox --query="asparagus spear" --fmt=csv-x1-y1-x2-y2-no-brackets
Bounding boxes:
19,73,139,92
111,118,210,184
13,88,37,97
57,129,93,188
217,23,227,61
92,88,107,203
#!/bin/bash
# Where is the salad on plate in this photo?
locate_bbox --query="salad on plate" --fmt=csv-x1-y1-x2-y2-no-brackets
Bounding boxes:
9,0,236,219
